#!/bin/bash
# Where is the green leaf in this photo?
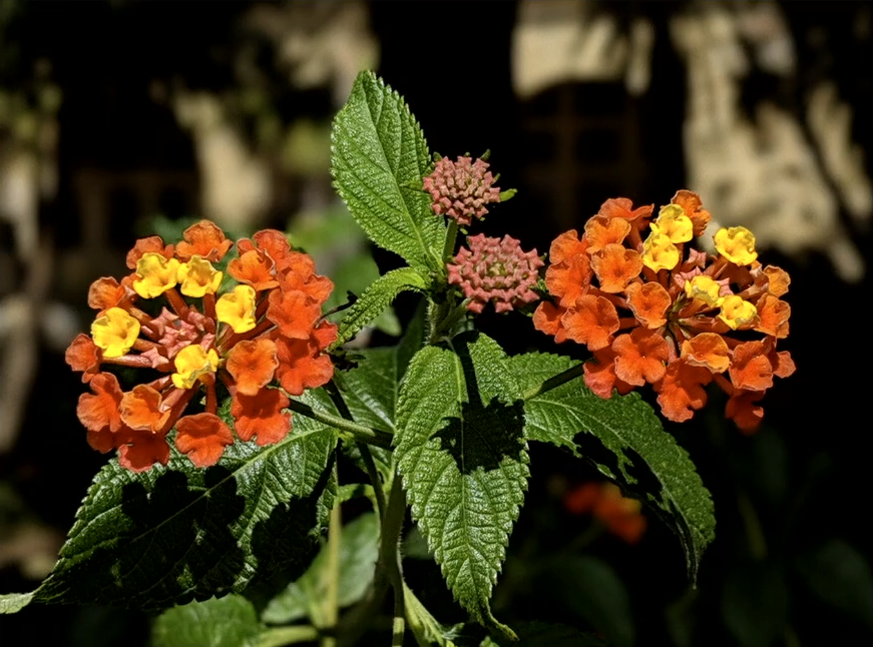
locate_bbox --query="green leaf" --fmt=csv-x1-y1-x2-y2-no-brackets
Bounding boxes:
796,539,873,629
540,556,633,647
336,298,428,478
331,71,445,273
396,332,528,636
722,561,788,647
334,267,428,348
510,352,715,581
261,512,379,624
0,592,33,614
152,594,263,647
25,405,337,610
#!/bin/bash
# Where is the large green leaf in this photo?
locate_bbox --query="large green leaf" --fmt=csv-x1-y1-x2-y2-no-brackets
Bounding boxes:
395,332,528,636
510,352,715,581
331,71,445,273
152,594,263,647
261,512,379,625
7,404,337,612
333,267,428,348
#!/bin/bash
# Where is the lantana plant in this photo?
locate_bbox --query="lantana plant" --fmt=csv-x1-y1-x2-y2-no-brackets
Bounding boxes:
0,72,793,646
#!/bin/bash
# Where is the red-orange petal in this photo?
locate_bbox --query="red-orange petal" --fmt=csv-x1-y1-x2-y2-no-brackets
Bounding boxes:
77,372,124,433
120,385,171,431
654,360,712,423
175,221,233,262
625,281,671,329
88,277,128,311
598,197,654,222
670,189,711,237
583,216,631,253
562,295,620,351
549,230,588,264
231,388,291,446
763,265,790,297
267,289,323,340
681,332,730,373
226,338,279,396
582,348,635,398
769,349,796,379
116,428,171,472
754,294,790,339
533,301,565,338
729,341,774,391
311,321,338,351
227,249,279,291
545,254,592,308
126,236,174,270
252,229,294,269
175,413,234,467
590,244,643,293
279,271,334,305
612,328,669,386
65,333,103,382
725,390,765,434
274,335,334,396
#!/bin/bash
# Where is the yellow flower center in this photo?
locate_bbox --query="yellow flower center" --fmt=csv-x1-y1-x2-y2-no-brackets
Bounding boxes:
652,204,693,244
718,295,758,330
642,232,680,272
177,255,223,297
133,253,181,298
714,227,757,265
171,345,220,390
684,275,723,307
91,307,140,358
216,285,258,333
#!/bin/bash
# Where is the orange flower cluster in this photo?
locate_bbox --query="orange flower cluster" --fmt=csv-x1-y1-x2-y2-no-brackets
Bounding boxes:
534,191,795,432
66,221,336,471
564,482,647,544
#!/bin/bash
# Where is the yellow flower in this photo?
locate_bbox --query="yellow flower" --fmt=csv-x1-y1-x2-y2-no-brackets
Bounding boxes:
718,295,758,330
91,307,140,358
684,276,723,307
642,232,680,272
133,253,181,298
172,345,220,390
652,204,693,244
216,285,258,333
714,227,757,266
177,255,223,297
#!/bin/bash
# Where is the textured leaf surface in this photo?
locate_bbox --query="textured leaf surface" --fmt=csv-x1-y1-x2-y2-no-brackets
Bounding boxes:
152,594,262,647
334,267,428,347
261,512,379,624
331,71,445,272
0,592,33,614
27,402,337,610
396,332,528,633
510,352,715,580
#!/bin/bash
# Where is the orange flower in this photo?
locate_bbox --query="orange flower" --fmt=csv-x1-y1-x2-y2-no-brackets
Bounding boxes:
564,482,647,544
66,221,336,470
175,221,233,262
231,389,291,446
535,191,794,432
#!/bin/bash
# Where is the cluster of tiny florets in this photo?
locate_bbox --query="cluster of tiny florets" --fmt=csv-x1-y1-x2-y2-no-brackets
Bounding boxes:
423,156,501,226
447,234,543,314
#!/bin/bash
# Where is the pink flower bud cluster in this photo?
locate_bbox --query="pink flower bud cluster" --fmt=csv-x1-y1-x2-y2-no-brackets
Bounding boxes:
423,156,501,226
447,234,544,314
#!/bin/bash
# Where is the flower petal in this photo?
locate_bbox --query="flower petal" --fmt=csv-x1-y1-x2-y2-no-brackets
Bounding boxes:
226,338,279,396
231,388,291,446
175,413,234,467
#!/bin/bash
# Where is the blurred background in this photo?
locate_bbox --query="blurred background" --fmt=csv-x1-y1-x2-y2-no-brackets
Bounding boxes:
0,1,870,645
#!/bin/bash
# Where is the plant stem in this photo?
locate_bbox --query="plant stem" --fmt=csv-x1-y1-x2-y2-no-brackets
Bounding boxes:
381,473,407,646
442,219,459,263
256,626,320,647
522,361,587,400
286,398,393,448
320,486,341,647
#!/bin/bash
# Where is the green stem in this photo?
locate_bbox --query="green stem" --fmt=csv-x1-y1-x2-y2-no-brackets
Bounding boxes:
320,496,341,647
522,361,587,400
325,380,388,521
442,219,459,262
256,626,320,647
286,398,393,448
381,473,407,646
